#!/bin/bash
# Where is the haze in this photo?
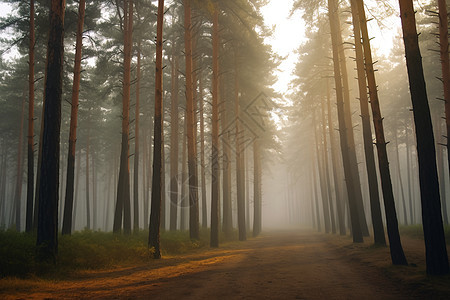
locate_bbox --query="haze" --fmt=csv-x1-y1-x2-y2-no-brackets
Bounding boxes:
0,0,449,298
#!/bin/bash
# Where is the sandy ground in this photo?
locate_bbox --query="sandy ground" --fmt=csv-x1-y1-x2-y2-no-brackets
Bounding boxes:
2,230,449,299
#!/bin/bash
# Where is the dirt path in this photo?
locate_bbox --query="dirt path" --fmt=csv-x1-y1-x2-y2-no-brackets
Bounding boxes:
2,230,444,299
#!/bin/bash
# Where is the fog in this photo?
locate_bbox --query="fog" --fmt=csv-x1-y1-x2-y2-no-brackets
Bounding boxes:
0,0,449,295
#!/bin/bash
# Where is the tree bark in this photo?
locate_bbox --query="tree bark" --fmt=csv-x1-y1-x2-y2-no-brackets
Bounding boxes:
350,0,386,245
149,0,164,258
62,0,85,235
252,138,262,237
335,12,369,237
92,150,97,230
85,126,90,230
312,151,322,232
26,0,35,233
180,113,188,231
113,0,133,235
234,53,246,241
36,0,65,263
356,0,406,261
398,0,448,274
326,81,346,235
321,97,336,233
438,0,450,186
169,39,179,231
394,128,408,225
222,85,233,237
199,66,207,231
184,0,199,240
14,92,26,231
133,44,141,232
210,5,220,248
327,0,363,242
405,123,415,224
314,111,331,233
72,148,80,230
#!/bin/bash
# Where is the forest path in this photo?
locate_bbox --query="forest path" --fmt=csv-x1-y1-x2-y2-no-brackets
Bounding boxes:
3,230,442,299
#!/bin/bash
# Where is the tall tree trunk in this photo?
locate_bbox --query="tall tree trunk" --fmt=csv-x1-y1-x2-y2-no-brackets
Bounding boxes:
15,93,26,231
350,0,386,245
184,0,199,240
405,123,414,224
321,98,336,233
437,0,449,226
245,150,250,231
161,132,166,231
92,150,97,230
169,41,179,231
326,81,346,235
180,112,188,231
191,31,203,231
85,127,90,230
398,0,448,274
210,4,220,247
335,12,369,237
133,44,141,232
356,0,408,262
327,0,363,242
252,138,262,237
72,148,80,230
312,152,322,232
149,0,164,258
113,0,133,235
26,0,35,233
436,120,448,225
235,54,246,241
62,0,85,235
438,0,450,182
0,144,7,227
199,65,207,231
36,0,65,263
33,83,46,230
142,126,148,230
394,128,408,225
222,87,232,237
144,116,153,230
314,111,331,233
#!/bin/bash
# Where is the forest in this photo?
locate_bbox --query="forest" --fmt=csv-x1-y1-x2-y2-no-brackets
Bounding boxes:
0,0,449,298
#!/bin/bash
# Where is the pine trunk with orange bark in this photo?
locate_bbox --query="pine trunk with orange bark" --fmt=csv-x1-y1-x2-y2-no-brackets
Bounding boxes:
169,39,179,232
25,0,35,233
62,0,85,235
235,54,246,242
210,5,220,248
184,0,199,240
133,44,141,231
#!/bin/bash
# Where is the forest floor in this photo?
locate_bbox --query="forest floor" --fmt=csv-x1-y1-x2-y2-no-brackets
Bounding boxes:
1,229,450,299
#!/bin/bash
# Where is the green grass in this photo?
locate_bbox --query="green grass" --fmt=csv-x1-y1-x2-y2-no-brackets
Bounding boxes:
0,227,226,278
399,224,450,244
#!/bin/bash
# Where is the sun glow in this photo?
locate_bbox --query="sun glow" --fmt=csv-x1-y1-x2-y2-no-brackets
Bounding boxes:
261,0,307,97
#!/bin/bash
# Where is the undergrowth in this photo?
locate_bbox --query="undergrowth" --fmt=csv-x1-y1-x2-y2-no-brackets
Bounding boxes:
0,227,228,278
399,224,450,244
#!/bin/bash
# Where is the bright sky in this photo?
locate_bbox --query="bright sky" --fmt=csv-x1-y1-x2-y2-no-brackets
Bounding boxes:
0,3,11,15
260,0,399,98
260,0,306,96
